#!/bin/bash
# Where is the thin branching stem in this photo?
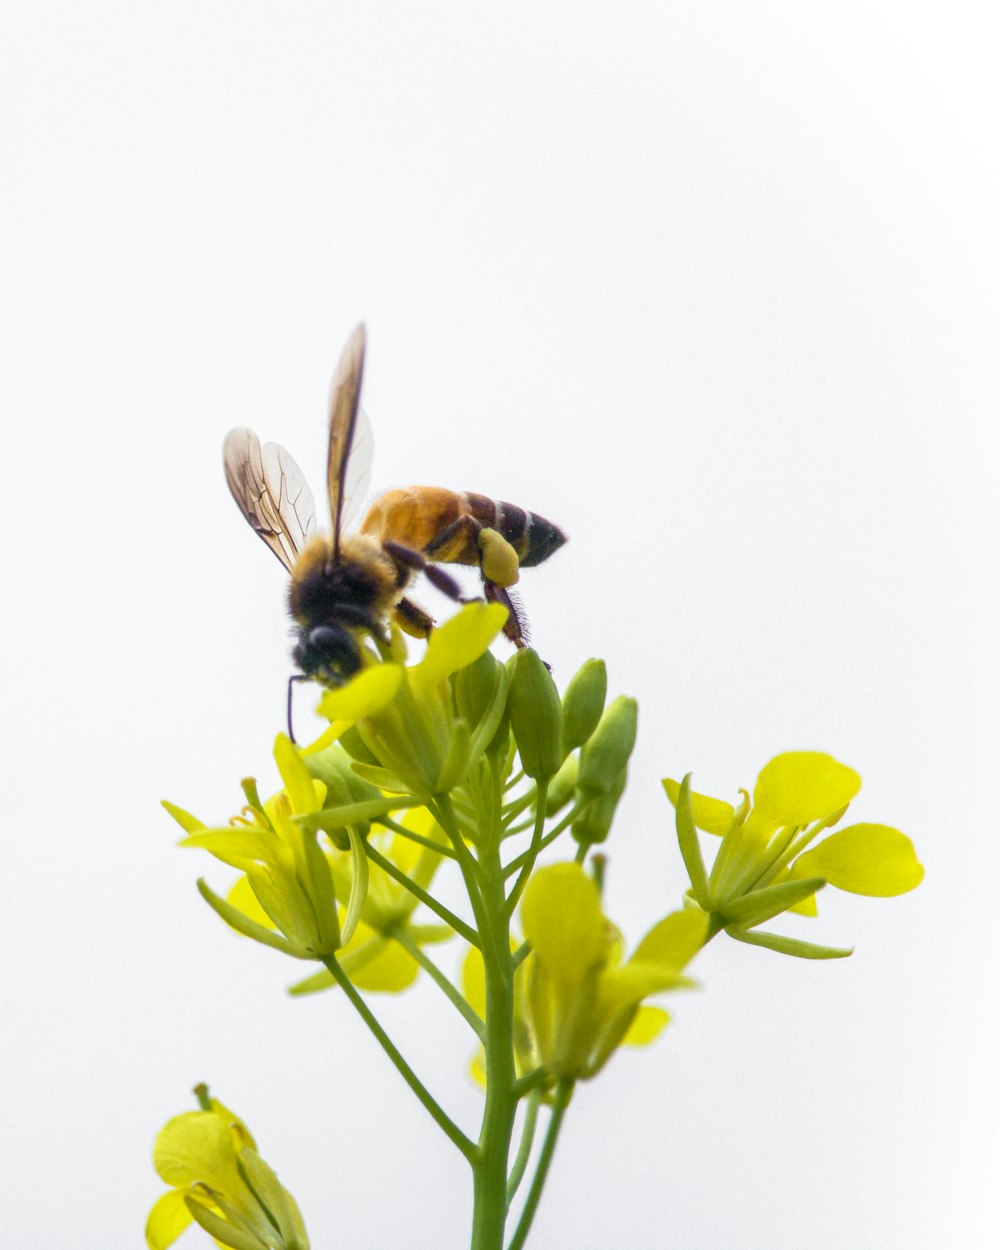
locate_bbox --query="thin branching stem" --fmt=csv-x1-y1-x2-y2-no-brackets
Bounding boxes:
322,955,476,1163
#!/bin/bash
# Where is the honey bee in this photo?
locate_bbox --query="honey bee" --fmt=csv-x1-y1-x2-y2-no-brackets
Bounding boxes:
223,324,566,695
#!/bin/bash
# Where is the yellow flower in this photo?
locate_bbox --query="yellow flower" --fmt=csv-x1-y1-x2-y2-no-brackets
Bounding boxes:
146,1092,309,1250
315,602,510,797
664,751,924,957
519,864,707,1080
165,735,359,961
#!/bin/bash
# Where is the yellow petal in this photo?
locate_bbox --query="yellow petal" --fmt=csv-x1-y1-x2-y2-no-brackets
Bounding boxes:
630,908,708,972
152,1112,240,1190
317,663,403,723
622,1005,670,1048
520,863,608,984
273,734,322,814
752,752,861,827
410,603,508,691
662,778,734,836
792,823,924,896
145,1190,192,1250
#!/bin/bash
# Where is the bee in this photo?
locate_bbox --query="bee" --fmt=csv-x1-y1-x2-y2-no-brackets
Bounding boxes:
223,324,566,698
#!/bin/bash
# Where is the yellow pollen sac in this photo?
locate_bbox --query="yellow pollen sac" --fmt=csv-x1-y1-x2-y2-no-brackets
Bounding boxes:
479,528,520,587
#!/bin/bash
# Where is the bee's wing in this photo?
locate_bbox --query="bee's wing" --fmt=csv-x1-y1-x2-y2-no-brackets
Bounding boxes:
339,404,374,531
223,426,316,571
327,323,367,553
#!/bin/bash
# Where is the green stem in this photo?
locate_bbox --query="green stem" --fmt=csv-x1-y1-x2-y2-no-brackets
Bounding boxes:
503,801,583,879
392,927,485,1039
322,955,475,1163
504,782,548,918
364,841,479,947
470,822,519,1250
377,815,459,859
505,1078,573,1250
506,1090,541,1207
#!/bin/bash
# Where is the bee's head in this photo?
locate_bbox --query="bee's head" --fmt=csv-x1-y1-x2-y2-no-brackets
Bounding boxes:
293,622,363,685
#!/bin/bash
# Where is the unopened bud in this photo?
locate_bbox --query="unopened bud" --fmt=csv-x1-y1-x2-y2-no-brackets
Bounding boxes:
573,765,627,845
561,658,607,753
576,696,638,797
507,648,564,780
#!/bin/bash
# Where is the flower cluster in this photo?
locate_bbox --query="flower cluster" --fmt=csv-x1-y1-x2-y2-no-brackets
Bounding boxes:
157,602,924,1249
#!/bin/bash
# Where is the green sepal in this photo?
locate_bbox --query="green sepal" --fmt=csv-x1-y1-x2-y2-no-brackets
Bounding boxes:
561,658,607,754
185,1197,262,1250
336,725,380,766
576,696,637,797
673,774,711,909
436,716,473,793
721,876,826,927
348,762,416,794
571,764,627,845
161,800,205,836
727,926,854,959
340,826,369,947
304,796,421,833
507,648,564,779
195,879,310,959
305,746,381,812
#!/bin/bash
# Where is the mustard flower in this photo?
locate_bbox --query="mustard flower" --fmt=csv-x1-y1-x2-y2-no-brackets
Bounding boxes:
663,751,924,957
314,601,510,799
519,863,707,1080
146,1090,309,1250
164,734,365,960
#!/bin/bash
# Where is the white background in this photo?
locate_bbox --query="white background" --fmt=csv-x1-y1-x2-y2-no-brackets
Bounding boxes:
2,3,997,1248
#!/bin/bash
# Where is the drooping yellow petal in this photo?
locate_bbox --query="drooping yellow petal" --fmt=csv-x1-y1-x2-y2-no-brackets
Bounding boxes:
145,1190,191,1250
622,1005,670,1047
662,778,735,836
752,752,861,827
629,908,708,971
792,823,924,896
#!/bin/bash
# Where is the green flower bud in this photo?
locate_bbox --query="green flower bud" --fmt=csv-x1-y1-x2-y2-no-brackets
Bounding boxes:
507,648,564,780
561,658,607,754
452,648,501,727
572,764,628,845
576,695,638,797
544,752,579,817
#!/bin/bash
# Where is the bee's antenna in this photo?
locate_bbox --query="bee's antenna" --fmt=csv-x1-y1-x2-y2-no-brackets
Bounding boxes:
287,673,308,743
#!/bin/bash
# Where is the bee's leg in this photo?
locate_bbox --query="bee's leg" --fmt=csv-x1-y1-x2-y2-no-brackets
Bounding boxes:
382,540,474,604
424,517,521,591
393,596,435,639
484,581,530,648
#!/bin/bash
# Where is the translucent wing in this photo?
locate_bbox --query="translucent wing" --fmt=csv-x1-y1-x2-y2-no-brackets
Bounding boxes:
327,323,367,553
339,404,374,531
223,426,316,571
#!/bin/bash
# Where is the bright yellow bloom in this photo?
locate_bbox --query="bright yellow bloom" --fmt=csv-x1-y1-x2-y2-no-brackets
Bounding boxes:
165,735,356,961
519,863,707,1080
664,751,924,957
315,602,510,798
146,1092,309,1250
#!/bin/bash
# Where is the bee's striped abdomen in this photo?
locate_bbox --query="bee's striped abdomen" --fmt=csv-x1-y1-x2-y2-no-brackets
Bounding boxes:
461,492,566,568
